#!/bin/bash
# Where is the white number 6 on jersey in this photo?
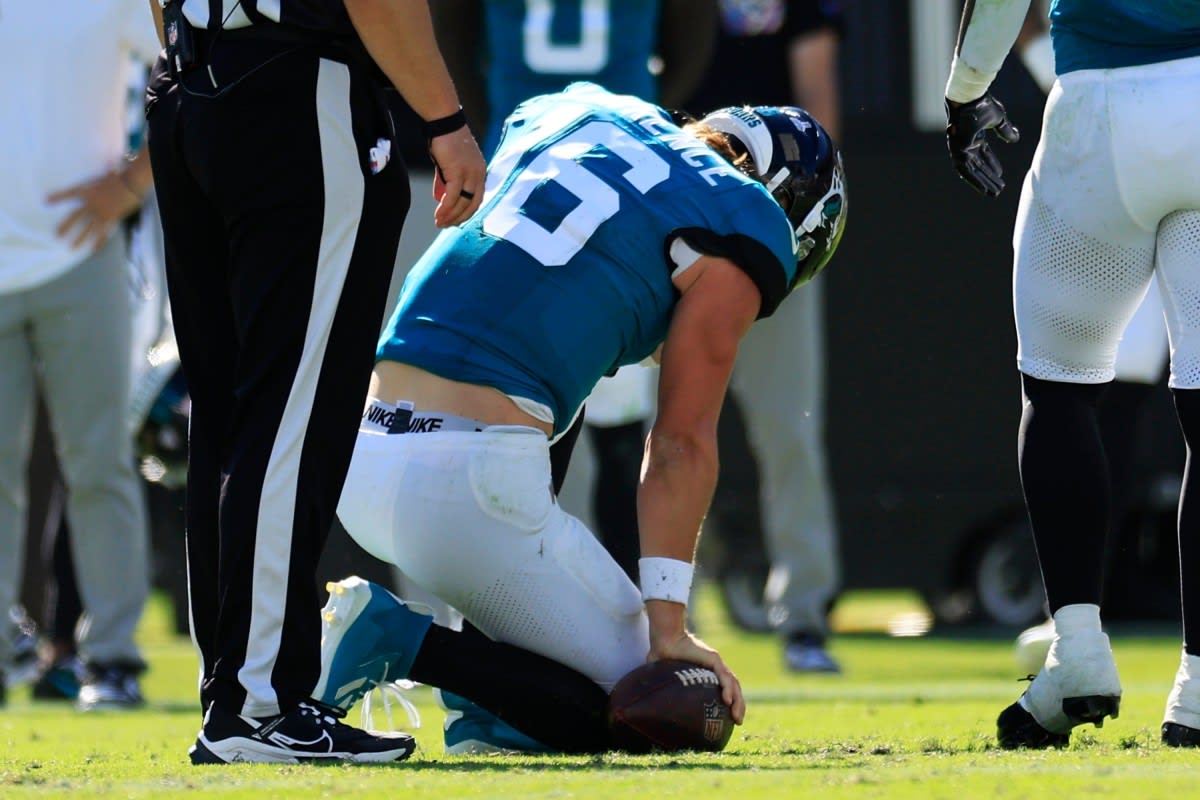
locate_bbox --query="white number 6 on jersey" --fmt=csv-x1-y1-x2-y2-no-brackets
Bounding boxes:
484,121,670,266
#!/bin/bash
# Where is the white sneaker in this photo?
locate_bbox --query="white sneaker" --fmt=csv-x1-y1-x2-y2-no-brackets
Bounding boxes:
1019,627,1121,734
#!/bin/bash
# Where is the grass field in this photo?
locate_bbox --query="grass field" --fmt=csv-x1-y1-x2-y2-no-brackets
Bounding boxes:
1,586,1193,799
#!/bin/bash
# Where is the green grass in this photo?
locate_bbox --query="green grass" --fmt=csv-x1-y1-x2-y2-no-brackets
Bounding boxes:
1,587,1193,798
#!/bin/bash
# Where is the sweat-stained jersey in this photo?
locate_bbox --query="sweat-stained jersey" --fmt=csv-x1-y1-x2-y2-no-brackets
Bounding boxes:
480,0,661,154
378,83,797,438
1050,0,1200,74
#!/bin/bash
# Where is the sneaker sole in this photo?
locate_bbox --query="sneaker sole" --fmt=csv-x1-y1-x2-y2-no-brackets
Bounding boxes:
190,733,415,765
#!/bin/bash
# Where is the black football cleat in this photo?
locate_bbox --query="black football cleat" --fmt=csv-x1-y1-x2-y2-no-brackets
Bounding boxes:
997,693,1120,749
997,701,1069,749
1163,722,1200,748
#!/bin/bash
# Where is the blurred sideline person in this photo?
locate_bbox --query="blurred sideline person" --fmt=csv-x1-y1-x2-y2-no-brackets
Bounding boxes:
685,0,846,674
943,0,1200,748
432,0,718,585
0,2,159,709
316,82,846,753
145,0,485,765
32,184,191,702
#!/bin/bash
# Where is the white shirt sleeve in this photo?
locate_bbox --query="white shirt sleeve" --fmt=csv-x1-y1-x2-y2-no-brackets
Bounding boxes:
945,0,1034,103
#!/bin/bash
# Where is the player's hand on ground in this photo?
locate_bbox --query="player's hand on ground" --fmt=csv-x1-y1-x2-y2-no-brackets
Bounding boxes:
646,600,746,724
47,169,143,252
945,93,1020,197
430,127,486,228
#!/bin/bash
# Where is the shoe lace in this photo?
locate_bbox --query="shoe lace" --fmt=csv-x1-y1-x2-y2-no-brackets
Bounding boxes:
361,677,422,733
299,699,350,728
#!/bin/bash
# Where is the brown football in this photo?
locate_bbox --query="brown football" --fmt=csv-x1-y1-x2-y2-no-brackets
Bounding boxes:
607,659,735,753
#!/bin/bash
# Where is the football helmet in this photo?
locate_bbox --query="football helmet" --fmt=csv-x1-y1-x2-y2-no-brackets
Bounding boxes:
700,105,847,288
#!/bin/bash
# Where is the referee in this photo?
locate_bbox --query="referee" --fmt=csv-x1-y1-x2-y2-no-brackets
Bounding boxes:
145,0,484,764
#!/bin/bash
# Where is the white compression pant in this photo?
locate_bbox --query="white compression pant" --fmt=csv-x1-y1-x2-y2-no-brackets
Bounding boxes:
1014,55,1200,389
338,425,650,691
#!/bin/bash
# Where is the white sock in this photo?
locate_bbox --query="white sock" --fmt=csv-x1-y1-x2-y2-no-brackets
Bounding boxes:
1051,603,1102,637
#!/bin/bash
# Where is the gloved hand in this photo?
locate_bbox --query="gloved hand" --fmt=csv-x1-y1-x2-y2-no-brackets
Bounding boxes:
945,93,1020,197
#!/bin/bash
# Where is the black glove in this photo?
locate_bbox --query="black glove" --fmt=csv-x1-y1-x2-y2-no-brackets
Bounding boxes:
945,94,1020,197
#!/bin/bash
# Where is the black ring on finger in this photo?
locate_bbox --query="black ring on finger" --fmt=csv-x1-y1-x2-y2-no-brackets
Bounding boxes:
461,189,475,200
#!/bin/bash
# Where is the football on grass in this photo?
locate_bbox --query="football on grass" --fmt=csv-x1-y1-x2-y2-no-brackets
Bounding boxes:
607,659,734,753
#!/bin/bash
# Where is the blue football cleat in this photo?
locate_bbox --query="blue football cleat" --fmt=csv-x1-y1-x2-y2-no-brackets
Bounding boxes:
437,689,554,755
314,577,434,712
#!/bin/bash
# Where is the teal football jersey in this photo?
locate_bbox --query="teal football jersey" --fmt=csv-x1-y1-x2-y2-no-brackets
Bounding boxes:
481,0,661,154
1050,0,1200,73
379,84,797,438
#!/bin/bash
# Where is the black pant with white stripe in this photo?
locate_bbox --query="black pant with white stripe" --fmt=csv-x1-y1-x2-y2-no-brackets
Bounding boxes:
146,39,408,718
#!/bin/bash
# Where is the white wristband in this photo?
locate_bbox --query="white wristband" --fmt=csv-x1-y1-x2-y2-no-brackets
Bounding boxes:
945,55,996,104
639,557,694,605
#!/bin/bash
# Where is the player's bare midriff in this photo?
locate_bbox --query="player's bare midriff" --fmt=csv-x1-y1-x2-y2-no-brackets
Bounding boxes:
370,361,555,438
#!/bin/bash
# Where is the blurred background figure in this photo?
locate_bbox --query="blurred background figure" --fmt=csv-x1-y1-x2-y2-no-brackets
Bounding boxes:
0,2,159,708
686,0,847,674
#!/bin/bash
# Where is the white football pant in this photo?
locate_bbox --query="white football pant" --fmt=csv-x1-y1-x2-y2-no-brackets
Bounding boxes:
338,425,650,691
1014,54,1200,389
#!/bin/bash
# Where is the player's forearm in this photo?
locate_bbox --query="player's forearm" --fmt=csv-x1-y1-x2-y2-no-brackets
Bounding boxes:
637,429,717,564
946,0,1033,103
343,0,463,122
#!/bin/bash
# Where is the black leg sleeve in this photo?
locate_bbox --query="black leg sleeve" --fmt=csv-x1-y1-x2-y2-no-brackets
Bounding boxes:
549,407,586,495
1018,374,1111,612
1173,388,1200,656
408,624,612,754
42,478,82,646
587,421,644,582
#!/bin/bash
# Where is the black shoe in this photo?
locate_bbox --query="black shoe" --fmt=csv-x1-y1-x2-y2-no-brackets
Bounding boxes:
1163,722,1200,747
996,701,1070,749
77,662,145,711
189,699,416,764
32,656,85,701
7,606,41,687
784,633,842,674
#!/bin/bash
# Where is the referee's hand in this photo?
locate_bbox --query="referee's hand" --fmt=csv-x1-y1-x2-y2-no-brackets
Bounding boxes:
430,127,485,227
